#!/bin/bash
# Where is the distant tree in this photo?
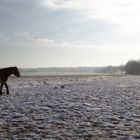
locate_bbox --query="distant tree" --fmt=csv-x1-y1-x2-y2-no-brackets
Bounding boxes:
124,60,140,75
95,65,124,74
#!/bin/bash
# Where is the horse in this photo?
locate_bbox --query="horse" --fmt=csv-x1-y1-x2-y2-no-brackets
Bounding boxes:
0,66,20,95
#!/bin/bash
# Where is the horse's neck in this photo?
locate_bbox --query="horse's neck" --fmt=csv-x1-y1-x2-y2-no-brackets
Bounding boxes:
5,70,14,78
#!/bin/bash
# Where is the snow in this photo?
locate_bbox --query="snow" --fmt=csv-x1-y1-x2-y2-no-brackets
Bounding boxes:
0,75,140,139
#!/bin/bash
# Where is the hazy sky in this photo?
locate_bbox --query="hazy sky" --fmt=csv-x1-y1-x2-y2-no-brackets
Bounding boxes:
1,0,140,68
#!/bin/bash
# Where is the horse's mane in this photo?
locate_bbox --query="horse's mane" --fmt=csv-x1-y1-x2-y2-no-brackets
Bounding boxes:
0,66,17,70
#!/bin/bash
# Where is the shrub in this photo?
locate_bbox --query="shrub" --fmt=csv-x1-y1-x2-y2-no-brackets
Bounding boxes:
124,60,140,75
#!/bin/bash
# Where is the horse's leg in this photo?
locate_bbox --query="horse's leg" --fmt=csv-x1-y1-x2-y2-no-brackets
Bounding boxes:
0,83,3,95
5,83,9,95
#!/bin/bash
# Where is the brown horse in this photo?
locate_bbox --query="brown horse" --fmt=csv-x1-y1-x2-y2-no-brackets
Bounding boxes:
0,66,20,95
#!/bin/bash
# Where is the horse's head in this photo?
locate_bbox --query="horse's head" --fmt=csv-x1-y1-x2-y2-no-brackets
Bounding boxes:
13,66,21,77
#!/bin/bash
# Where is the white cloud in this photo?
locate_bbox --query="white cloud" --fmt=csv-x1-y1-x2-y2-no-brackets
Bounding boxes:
40,0,140,28
0,32,97,49
8,32,54,48
1,32,140,67
1,32,140,51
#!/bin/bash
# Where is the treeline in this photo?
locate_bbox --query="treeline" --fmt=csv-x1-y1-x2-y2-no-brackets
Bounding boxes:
101,59,140,75
94,66,124,73
124,60,140,75
19,59,140,75
94,59,140,75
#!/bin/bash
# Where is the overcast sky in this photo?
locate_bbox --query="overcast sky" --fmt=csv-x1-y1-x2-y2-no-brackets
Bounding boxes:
0,0,140,68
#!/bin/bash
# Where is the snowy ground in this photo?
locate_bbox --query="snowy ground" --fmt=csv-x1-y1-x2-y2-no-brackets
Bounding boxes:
0,75,140,140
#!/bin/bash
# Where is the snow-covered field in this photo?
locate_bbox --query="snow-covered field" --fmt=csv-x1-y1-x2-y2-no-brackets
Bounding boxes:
0,75,140,139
